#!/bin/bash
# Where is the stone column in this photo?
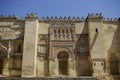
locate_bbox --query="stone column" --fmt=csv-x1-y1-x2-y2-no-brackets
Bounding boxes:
49,59,59,77
53,29,57,40
118,58,120,73
60,29,63,40
68,28,71,40
22,14,38,77
64,28,67,40
92,59,105,78
104,59,111,80
57,29,59,40
62,29,65,40
36,57,44,77
68,59,76,77
2,40,12,76
2,59,10,76
66,29,69,40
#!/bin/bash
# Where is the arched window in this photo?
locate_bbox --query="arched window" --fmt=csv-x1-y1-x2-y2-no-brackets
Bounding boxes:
38,38,48,54
77,34,88,54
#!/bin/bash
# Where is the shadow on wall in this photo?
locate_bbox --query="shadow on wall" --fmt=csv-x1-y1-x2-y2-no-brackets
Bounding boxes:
0,45,7,75
75,21,93,76
90,32,98,51
0,41,22,77
107,21,120,75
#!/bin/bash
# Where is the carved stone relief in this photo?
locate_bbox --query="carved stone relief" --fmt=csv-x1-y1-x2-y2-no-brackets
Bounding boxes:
22,65,34,75
0,25,22,39
50,23,75,41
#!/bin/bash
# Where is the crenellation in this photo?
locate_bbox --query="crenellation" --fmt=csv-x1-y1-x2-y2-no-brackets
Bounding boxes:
50,16,54,20
55,16,58,20
0,14,18,19
25,13,38,19
81,17,85,21
39,16,86,22
63,16,67,20
68,16,71,20
0,15,4,18
59,16,62,20
91,13,94,16
72,16,76,21
103,17,119,22
77,16,80,20
88,13,102,18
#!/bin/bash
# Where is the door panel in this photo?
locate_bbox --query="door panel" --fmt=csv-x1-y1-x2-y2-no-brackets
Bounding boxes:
59,60,68,75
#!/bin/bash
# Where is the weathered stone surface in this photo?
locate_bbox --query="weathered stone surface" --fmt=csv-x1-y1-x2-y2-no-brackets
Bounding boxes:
0,13,120,80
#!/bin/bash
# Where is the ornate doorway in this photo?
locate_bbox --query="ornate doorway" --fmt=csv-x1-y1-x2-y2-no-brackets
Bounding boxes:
57,51,69,75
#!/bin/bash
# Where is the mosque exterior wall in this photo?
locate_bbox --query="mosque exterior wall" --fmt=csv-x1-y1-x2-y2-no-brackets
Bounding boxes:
0,13,120,80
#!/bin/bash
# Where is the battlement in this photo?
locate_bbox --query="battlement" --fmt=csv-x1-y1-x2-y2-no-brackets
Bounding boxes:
0,13,119,22
39,16,85,21
0,14,18,19
103,17,120,22
25,13,38,18
88,13,102,17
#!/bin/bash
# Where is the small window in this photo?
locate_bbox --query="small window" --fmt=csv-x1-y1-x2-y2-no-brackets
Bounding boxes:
94,63,96,66
38,45,47,53
95,28,98,33
66,29,68,33
18,45,22,53
101,63,103,66
58,30,60,33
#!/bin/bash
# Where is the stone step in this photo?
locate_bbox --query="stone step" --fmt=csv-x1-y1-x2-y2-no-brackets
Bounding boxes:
0,77,99,80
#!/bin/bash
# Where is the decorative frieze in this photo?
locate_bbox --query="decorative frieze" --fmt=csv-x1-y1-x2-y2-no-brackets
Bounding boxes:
50,23,75,41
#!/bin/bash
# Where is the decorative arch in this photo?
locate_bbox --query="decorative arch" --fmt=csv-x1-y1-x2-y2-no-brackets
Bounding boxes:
55,47,73,59
39,38,47,44
57,51,69,59
38,35,48,44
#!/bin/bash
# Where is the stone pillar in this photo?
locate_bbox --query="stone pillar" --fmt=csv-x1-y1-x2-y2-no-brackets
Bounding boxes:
64,28,67,40
2,40,12,76
66,29,69,40
60,29,62,40
2,59,10,76
36,58,44,77
68,28,71,40
68,59,76,77
87,14,106,79
49,59,58,77
104,58,111,79
53,29,57,40
118,59,120,73
22,14,38,77
92,59,105,78
57,29,60,40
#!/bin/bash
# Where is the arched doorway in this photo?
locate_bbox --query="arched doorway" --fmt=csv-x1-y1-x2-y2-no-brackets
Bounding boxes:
57,51,69,75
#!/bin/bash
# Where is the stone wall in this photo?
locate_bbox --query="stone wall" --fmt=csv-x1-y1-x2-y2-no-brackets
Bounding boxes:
0,13,120,80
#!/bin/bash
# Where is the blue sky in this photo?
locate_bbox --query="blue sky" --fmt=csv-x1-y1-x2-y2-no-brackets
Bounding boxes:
0,0,120,18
